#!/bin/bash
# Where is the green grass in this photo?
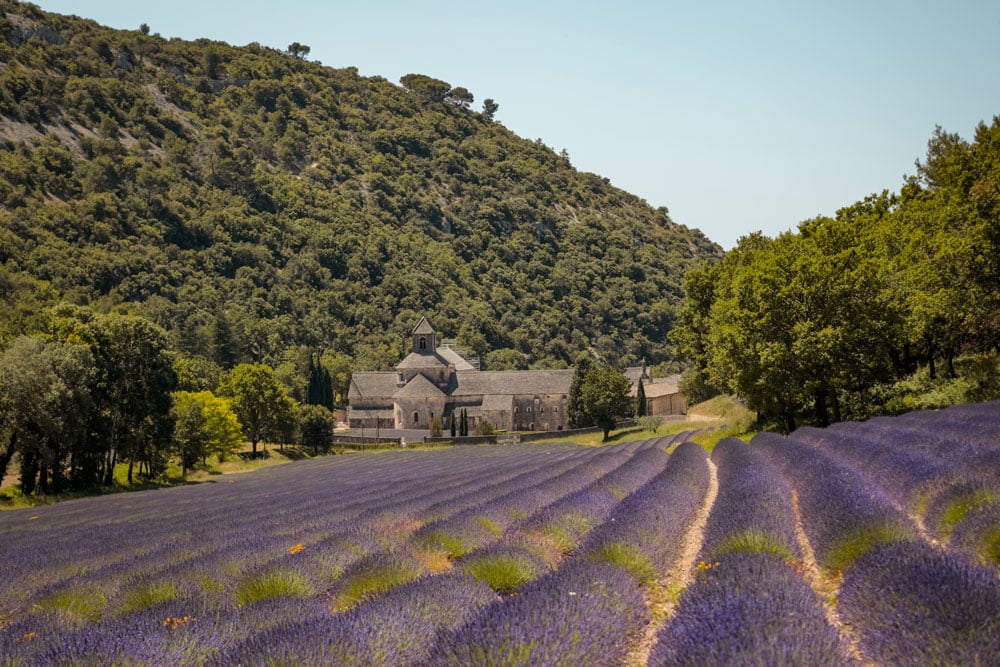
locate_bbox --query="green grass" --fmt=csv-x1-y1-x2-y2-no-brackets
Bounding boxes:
588,541,656,584
418,530,470,558
710,530,796,562
36,584,108,623
826,524,914,572
461,552,541,592
937,490,998,538
235,570,313,606
978,526,1000,567
116,582,179,616
331,560,423,610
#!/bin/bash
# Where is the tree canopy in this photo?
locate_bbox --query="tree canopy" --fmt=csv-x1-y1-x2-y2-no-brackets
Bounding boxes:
675,118,1000,427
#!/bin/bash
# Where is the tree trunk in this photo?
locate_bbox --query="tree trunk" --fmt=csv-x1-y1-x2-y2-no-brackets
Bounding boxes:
830,388,842,424
0,431,17,484
814,388,829,427
127,458,134,485
783,405,797,434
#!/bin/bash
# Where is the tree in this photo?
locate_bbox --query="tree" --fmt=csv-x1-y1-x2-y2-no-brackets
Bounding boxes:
171,390,243,475
638,415,663,434
482,98,498,122
399,73,451,104
0,336,95,494
299,403,334,454
429,416,443,437
635,378,647,417
221,363,295,456
100,314,178,484
450,413,456,437
447,86,474,108
579,366,632,441
171,391,208,476
566,352,593,429
287,42,311,59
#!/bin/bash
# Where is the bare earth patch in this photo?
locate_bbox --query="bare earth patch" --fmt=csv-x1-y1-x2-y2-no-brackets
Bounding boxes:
626,456,719,666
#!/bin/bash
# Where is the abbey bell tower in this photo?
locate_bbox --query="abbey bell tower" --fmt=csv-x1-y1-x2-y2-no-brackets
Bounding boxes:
411,316,437,355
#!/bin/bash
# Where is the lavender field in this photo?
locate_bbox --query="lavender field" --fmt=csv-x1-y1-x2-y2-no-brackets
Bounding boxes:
1,402,999,666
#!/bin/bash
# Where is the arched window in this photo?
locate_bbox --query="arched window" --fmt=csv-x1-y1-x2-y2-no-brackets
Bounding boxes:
419,337,427,350
514,407,520,414
413,412,419,424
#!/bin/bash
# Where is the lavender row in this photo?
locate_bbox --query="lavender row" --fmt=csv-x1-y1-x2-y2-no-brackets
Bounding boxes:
838,540,1000,665
425,561,647,666
795,410,1000,568
0,443,601,649
650,553,846,666
700,437,800,561
753,431,917,572
455,442,675,591
579,440,710,583
421,441,706,665
652,438,845,665
756,430,1000,665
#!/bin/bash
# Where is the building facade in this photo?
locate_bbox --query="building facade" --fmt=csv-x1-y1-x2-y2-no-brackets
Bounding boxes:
348,318,573,432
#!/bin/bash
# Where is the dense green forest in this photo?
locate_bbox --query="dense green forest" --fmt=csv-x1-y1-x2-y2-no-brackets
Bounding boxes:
676,120,1000,430
0,1,720,383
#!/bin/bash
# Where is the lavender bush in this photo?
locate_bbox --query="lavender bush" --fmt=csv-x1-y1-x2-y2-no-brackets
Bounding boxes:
426,561,647,666
838,539,1000,665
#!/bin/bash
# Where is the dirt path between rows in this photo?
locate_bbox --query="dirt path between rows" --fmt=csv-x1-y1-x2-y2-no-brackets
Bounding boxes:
790,490,871,666
625,456,719,666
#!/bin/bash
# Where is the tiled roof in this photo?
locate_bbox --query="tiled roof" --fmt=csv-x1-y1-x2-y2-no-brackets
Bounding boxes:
452,369,574,396
412,316,435,335
437,346,475,371
631,374,681,398
349,372,399,402
396,351,450,370
394,373,446,398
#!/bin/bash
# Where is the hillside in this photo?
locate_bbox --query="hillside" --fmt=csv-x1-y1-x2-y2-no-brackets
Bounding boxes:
0,2,721,373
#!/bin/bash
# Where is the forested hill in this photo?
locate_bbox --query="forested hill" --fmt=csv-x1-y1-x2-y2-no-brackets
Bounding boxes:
0,2,721,373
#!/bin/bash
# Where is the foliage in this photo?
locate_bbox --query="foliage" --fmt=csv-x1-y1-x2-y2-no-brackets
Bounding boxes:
676,118,1000,427
171,390,243,473
578,365,631,440
298,403,334,453
220,363,296,454
0,2,719,387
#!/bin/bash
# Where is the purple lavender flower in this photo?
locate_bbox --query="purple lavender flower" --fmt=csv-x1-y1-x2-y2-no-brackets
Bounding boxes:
426,561,648,666
838,539,1000,666
650,552,846,666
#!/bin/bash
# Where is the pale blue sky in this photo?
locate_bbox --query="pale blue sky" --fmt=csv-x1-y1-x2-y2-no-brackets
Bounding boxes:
36,1,1000,249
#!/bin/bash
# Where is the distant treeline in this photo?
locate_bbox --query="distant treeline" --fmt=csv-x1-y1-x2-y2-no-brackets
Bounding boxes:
677,120,1000,429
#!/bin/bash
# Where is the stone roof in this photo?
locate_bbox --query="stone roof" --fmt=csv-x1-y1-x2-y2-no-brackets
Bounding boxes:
394,373,446,399
631,374,682,398
625,365,650,386
396,351,450,370
452,369,574,397
349,372,399,403
436,346,475,371
412,316,435,335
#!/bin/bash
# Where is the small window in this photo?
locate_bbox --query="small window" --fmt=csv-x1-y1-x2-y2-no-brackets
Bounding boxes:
419,336,427,350
413,412,419,424
526,407,532,413
514,407,519,414
539,407,544,413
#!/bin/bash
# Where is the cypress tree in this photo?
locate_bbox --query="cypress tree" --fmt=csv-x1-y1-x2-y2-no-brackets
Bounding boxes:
636,379,647,417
